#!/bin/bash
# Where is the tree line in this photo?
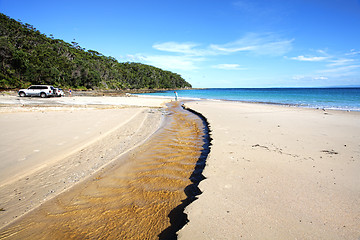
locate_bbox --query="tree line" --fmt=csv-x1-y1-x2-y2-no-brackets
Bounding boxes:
0,13,192,90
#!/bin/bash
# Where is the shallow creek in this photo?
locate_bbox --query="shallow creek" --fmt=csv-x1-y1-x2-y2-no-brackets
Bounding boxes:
0,102,210,239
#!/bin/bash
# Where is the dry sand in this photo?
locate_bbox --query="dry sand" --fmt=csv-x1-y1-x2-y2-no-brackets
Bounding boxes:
179,100,360,239
0,95,171,228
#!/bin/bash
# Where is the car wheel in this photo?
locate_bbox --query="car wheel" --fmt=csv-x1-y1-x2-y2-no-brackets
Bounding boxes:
19,92,26,97
40,92,46,98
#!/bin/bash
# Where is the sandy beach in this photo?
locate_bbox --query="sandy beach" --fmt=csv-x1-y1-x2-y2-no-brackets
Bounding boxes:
1,94,359,239
179,100,360,239
0,96,207,239
0,95,171,229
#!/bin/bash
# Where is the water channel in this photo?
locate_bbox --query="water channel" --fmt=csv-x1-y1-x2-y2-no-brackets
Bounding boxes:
0,102,210,239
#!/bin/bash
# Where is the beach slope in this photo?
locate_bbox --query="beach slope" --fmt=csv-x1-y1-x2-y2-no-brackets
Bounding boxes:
179,100,360,240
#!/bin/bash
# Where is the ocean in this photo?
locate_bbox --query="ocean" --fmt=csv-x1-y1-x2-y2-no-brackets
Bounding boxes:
138,88,360,111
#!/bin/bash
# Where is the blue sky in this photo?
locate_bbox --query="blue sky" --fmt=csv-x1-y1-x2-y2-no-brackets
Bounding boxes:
1,0,360,88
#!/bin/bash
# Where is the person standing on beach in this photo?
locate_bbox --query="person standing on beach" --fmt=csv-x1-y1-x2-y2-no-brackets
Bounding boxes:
174,91,178,101
69,88,72,97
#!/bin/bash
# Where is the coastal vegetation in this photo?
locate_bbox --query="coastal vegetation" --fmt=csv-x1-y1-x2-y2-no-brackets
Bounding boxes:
0,13,192,90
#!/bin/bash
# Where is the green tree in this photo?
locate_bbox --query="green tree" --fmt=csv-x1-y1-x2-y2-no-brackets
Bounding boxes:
0,13,192,89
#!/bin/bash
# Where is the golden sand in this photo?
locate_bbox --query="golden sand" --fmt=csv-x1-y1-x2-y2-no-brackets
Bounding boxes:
0,102,207,239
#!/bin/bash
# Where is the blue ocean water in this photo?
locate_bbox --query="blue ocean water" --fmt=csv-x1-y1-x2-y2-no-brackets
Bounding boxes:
138,88,360,111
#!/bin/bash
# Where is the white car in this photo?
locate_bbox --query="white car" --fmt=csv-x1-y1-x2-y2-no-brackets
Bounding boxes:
18,85,55,98
54,88,65,97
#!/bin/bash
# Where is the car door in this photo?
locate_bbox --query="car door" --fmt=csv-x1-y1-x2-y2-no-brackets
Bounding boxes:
39,86,48,96
27,86,37,96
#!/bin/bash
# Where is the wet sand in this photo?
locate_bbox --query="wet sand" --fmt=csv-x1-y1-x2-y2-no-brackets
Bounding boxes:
0,102,208,239
179,100,360,240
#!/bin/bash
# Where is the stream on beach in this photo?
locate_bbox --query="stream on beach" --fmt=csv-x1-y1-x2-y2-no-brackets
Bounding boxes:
0,102,210,239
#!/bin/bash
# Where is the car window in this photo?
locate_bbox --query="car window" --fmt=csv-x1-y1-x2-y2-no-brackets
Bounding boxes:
29,86,36,89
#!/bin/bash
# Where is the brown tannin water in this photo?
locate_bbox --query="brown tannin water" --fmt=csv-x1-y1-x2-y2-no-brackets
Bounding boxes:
0,102,208,239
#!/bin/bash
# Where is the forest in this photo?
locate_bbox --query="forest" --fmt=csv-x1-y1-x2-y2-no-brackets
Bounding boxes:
0,13,192,90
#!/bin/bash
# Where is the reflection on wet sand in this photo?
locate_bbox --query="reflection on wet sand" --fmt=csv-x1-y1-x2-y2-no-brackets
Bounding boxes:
0,102,207,239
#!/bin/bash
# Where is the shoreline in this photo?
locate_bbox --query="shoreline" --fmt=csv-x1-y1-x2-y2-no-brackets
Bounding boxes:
136,87,360,112
2,90,359,112
138,94,360,112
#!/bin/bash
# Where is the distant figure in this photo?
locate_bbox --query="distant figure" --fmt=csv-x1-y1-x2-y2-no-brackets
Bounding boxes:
174,91,178,101
69,88,72,97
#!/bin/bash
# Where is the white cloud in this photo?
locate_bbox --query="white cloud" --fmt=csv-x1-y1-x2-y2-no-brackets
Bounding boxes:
124,54,144,62
123,33,294,72
292,75,306,80
152,41,222,57
327,58,355,66
210,33,293,56
153,42,202,55
210,44,255,53
320,64,360,74
292,75,329,81
137,55,203,71
290,49,332,62
291,55,329,61
289,49,360,79
346,49,360,55
313,76,328,80
289,49,360,82
212,64,246,70
316,49,328,55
